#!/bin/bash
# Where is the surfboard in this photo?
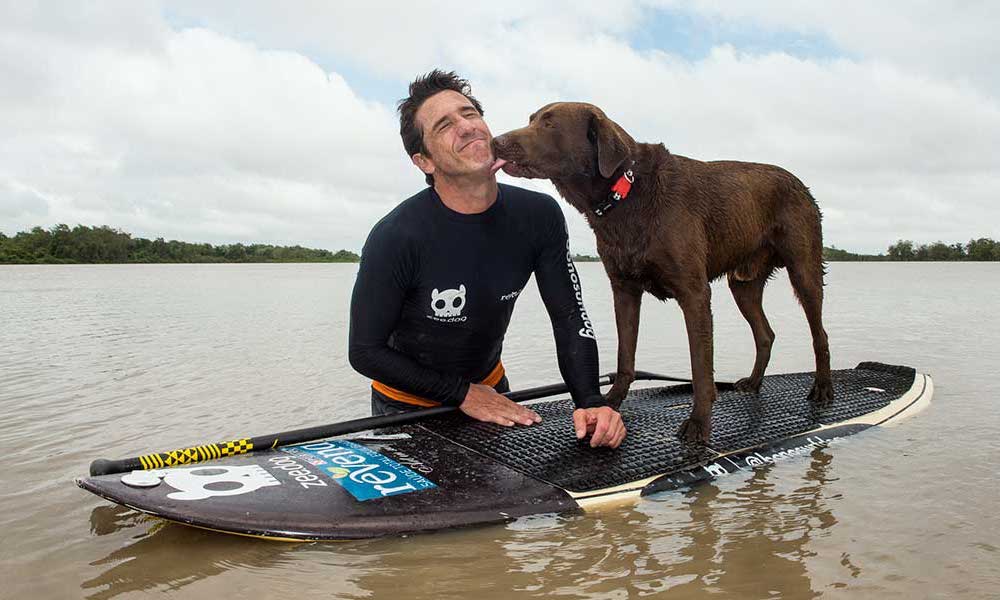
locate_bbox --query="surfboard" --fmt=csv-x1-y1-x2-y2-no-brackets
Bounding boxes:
77,362,932,541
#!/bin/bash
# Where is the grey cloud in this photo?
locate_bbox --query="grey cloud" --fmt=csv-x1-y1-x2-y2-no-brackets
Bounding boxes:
0,180,50,220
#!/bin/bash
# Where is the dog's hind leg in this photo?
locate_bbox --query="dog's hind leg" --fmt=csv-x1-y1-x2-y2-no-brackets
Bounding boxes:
727,270,775,393
605,281,642,409
784,250,833,407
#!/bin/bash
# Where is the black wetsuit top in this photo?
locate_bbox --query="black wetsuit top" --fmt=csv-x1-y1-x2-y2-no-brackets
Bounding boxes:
348,183,605,409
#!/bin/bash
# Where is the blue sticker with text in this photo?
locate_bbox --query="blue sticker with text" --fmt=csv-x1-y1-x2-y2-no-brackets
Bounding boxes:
281,440,436,501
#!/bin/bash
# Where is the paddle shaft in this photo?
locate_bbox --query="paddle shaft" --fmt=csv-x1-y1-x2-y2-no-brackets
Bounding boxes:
88,371,718,476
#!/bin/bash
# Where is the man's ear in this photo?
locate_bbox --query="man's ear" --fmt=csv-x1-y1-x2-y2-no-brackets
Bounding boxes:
589,113,629,179
412,153,435,176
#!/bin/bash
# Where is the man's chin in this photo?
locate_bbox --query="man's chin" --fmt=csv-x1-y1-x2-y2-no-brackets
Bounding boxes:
470,155,506,178
435,160,502,182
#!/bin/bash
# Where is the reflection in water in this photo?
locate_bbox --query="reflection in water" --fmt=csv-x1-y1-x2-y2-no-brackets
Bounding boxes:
712,470,818,596
88,505,154,536
81,507,292,600
666,448,846,598
324,448,849,599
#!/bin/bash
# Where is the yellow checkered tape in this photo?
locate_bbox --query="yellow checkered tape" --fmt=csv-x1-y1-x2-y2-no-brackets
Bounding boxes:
137,438,254,470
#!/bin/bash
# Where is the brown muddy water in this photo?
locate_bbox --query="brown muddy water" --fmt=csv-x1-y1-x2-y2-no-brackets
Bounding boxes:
1,262,998,599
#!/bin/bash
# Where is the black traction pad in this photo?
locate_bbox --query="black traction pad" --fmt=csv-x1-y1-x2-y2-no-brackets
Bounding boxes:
419,362,916,493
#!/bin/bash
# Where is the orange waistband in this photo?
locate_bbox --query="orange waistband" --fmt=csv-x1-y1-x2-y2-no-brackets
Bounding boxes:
372,361,505,407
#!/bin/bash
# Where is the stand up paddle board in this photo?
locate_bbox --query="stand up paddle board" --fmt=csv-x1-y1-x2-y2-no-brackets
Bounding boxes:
77,362,932,541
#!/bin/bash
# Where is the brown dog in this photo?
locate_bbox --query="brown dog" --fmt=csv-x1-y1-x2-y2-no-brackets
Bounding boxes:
492,102,832,443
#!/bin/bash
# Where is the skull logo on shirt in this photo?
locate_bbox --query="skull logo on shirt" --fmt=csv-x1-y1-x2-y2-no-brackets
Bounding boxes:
430,285,466,317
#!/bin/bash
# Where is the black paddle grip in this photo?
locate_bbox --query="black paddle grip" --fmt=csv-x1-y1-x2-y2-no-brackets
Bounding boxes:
90,457,141,477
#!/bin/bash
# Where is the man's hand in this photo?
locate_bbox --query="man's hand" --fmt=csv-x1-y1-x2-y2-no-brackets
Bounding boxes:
460,383,542,426
573,406,626,448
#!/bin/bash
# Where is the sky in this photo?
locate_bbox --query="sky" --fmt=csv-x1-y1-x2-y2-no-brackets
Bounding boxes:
1,1,998,255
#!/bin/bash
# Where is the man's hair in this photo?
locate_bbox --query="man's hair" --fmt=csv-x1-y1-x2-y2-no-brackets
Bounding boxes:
398,69,484,186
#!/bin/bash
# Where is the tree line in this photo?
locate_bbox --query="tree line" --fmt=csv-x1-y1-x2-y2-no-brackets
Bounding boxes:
0,224,359,264
2,225,997,264
885,238,1000,261
824,238,1000,261
584,239,1000,263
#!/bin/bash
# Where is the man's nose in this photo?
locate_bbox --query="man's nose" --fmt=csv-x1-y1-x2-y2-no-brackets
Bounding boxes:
456,116,477,135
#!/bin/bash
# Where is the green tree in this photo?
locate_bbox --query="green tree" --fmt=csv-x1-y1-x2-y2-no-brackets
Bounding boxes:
49,224,76,260
950,242,966,260
914,243,930,261
966,238,997,261
926,242,954,261
332,249,359,261
887,239,915,261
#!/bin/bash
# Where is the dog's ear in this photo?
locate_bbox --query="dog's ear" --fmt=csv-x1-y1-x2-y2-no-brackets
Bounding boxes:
589,113,630,179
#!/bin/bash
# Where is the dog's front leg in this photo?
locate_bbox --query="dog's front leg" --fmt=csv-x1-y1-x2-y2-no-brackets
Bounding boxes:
676,282,716,444
606,282,642,409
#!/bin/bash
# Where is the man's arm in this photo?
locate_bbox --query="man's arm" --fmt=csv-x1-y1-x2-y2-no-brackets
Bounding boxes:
533,201,625,447
533,204,604,408
348,223,470,405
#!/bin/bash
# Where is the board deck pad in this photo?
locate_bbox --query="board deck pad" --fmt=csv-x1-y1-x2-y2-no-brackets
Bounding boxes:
77,362,930,540
420,362,917,493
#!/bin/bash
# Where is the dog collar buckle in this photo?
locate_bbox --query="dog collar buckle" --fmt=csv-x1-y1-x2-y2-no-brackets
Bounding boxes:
594,199,615,217
611,172,634,199
595,165,636,218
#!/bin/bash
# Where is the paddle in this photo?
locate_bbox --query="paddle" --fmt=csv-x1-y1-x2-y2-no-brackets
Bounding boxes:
89,370,724,476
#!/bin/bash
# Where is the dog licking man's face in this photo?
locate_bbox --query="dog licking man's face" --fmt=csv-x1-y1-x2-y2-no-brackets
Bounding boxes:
412,90,508,180
492,103,632,180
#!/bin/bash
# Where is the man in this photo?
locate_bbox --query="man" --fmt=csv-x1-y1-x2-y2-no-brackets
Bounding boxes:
348,70,625,448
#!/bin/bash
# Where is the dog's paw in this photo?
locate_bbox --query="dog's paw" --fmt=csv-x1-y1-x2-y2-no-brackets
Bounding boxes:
734,376,762,394
807,378,834,408
677,417,711,445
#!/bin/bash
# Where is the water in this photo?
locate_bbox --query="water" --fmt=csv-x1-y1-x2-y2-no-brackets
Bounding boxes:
1,262,998,599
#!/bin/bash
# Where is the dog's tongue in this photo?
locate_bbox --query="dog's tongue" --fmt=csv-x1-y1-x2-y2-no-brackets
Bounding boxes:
490,158,507,175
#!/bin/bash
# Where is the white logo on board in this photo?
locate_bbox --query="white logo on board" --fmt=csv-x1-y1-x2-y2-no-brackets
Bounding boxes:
703,463,728,477
430,284,466,320
156,465,281,501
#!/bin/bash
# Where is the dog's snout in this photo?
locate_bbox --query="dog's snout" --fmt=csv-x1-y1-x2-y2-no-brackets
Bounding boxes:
492,134,519,159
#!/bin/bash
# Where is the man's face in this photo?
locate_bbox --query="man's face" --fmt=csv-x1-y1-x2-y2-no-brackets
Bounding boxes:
413,90,495,181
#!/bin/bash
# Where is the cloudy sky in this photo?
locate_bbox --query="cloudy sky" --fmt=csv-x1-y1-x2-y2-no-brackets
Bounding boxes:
2,1,997,255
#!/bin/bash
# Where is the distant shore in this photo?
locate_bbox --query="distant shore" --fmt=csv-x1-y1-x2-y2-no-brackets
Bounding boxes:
0,225,359,264
2,225,998,264
577,238,1000,263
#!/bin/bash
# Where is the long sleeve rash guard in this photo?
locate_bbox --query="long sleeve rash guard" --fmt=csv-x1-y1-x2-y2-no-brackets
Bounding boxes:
348,183,605,409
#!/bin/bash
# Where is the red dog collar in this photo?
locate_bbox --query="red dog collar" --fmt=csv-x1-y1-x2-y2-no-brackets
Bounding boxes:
594,162,636,217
